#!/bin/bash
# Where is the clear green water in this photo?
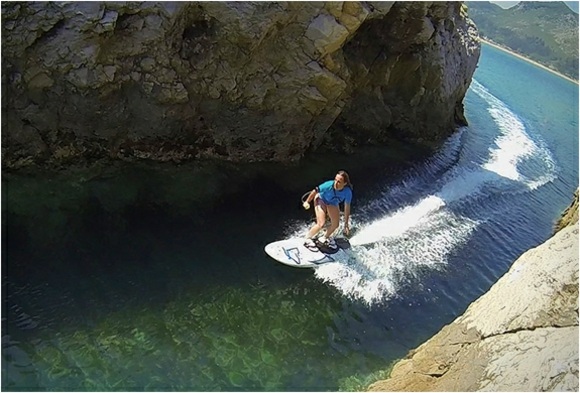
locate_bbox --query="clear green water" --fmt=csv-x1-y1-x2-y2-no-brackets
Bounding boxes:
10,283,388,391
3,161,406,391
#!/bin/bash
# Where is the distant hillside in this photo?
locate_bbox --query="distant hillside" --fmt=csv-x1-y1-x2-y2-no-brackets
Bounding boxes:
491,1,579,13
466,1,579,79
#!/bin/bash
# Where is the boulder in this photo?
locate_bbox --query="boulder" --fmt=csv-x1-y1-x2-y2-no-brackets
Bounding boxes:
1,1,480,167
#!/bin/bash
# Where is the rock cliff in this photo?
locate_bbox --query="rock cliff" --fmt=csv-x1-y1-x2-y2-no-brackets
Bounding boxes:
368,190,579,391
1,1,480,168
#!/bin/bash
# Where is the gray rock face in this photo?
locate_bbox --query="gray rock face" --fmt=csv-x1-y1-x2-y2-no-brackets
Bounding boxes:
1,1,480,167
368,213,579,391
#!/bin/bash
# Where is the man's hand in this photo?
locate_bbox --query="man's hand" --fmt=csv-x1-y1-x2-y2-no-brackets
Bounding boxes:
303,201,310,210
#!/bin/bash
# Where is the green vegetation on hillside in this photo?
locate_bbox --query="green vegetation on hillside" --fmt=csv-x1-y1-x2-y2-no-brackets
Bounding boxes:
466,1,579,80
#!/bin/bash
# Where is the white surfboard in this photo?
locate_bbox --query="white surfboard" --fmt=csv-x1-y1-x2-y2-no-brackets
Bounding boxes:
264,237,351,268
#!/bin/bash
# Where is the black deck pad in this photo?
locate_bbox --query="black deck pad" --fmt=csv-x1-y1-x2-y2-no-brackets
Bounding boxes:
315,238,351,255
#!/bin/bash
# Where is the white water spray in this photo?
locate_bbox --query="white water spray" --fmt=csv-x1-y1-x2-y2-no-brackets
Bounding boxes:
291,79,557,306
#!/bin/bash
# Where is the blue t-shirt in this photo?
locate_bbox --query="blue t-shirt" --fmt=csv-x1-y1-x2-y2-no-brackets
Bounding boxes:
317,180,353,206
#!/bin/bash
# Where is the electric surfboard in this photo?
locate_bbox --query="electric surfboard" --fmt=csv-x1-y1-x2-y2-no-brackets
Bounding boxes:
264,237,351,268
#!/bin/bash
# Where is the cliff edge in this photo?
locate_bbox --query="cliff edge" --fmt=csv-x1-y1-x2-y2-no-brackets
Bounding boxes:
1,2,479,168
368,190,579,391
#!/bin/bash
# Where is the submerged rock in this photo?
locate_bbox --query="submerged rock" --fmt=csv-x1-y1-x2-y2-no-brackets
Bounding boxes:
367,193,579,391
1,1,480,168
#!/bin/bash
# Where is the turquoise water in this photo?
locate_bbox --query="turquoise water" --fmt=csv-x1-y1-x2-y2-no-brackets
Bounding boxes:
2,43,578,391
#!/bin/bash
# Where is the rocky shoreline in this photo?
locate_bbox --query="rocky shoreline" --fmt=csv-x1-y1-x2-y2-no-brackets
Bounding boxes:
368,190,579,391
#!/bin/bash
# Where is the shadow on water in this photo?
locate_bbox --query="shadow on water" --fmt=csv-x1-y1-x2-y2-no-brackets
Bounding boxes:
2,143,431,391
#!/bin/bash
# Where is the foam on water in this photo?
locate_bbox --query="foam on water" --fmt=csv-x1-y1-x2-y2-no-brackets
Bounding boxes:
290,80,557,306
313,211,479,305
472,80,557,188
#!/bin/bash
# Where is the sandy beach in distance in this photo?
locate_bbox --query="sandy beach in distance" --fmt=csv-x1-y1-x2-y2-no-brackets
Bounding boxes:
480,38,579,85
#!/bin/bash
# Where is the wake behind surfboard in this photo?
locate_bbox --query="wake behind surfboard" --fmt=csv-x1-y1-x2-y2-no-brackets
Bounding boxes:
264,237,352,268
